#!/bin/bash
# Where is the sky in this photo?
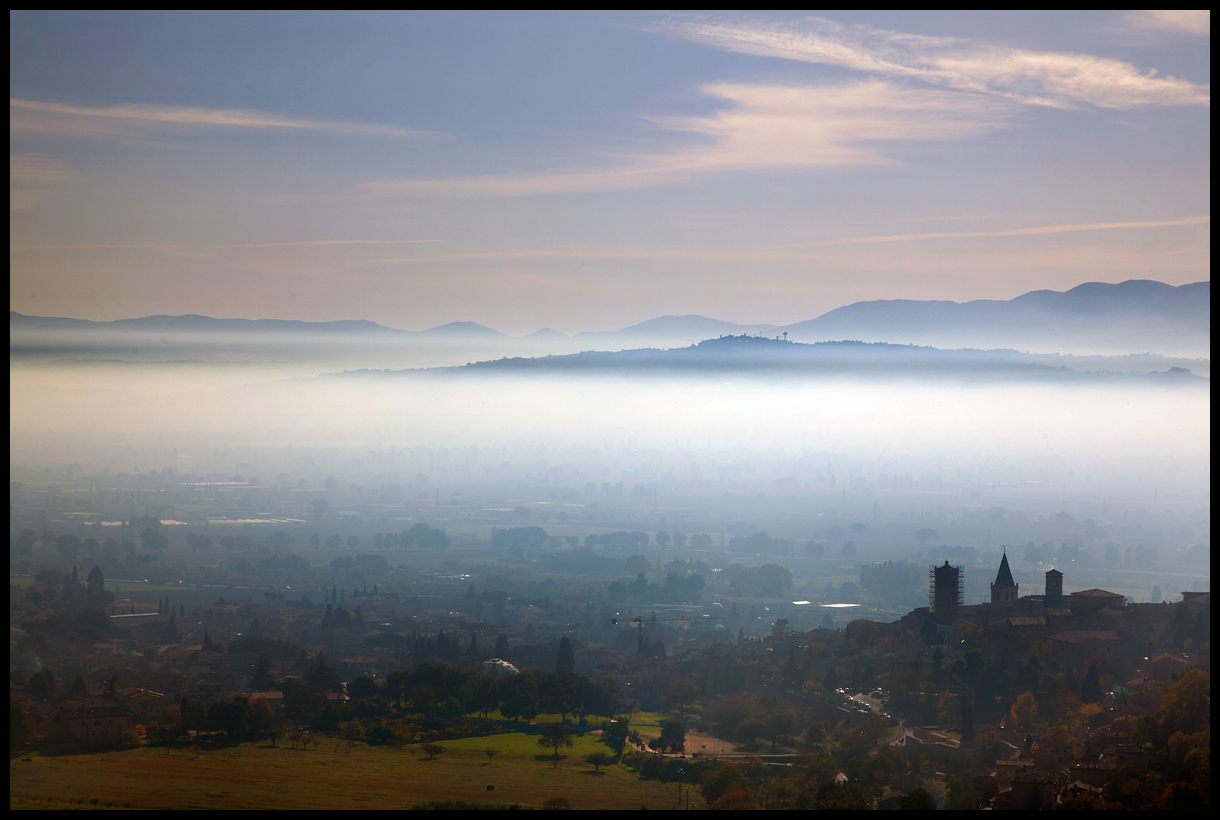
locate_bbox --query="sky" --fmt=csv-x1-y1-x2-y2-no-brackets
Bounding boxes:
9,11,1211,336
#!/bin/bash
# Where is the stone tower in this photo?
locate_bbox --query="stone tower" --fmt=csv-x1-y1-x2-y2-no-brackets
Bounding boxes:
931,560,963,623
1045,568,1063,609
990,551,1018,607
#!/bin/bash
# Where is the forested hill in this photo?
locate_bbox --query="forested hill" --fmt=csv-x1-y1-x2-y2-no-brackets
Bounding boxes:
354,336,1206,383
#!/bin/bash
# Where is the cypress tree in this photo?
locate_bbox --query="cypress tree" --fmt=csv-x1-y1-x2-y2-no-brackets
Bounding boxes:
555,636,575,673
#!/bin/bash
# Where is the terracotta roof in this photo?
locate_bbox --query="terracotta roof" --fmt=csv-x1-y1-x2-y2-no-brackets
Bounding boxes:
1007,617,1045,627
1072,588,1124,598
1049,630,1117,644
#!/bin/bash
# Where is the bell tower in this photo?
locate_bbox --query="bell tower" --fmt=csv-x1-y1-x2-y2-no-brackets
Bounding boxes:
990,550,1018,607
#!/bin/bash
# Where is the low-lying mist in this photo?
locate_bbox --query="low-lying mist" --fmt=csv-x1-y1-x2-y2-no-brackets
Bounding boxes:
10,361,1210,502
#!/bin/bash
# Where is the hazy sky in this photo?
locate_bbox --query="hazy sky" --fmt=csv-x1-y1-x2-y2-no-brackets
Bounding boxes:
9,11,1211,335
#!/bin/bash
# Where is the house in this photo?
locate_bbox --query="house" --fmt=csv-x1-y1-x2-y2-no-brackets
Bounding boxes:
61,700,129,744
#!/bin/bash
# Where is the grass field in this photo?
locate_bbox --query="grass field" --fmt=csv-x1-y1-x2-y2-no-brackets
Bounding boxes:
9,733,685,810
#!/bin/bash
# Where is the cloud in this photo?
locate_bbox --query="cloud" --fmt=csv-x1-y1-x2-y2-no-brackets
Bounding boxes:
659,15,1210,109
353,216,1209,266
828,215,1211,245
11,239,442,258
1122,10,1210,37
356,215,1210,267
10,154,73,211
9,241,191,252
363,79,1009,197
9,98,440,140
217,239,441,250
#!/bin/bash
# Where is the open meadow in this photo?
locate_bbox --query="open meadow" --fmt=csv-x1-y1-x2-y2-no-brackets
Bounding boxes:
9,733,686,810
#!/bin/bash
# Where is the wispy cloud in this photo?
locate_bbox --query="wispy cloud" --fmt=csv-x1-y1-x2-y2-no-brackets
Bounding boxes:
659,15,1210,109
9,241,194,252
9,98,440,139
217,239,441,250
1122,10,1210,37
9,154,73,211
363,79,1008,197
827,215,1211,245
11,239,440,254
353,216,1209,266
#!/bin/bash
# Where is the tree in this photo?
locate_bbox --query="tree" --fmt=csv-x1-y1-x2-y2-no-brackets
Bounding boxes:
757,563,793,597
500,670,540,723
55,534,82,563
347,675,378,700
420,742,444,760
403,523,451,550
823,668,839,691
69,674,88,698
1080,664,1102,704
14,529,36,559
305,653,342,692
659,718,686,754
249,651,275,691
735,718,764,748
1008,691,1038,734
538,724,574,765
87,565,105,596
662,678,699,712
1157,668,1210,738
540,671,581,722
898,788,937,810
555,636,575,673
586,751,613,772
208,695,251,736
701,762,747,805
601,719,629,756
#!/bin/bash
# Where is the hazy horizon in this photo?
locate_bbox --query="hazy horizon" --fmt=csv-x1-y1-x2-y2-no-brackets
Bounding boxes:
10,12,1210,542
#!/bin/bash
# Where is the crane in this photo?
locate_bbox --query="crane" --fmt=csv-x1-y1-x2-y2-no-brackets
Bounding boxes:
611,613,723,656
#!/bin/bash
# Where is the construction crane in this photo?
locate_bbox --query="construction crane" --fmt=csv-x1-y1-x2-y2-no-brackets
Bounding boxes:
611,613,723,656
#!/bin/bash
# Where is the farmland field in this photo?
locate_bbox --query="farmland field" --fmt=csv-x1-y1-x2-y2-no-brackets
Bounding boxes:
9,735,686,810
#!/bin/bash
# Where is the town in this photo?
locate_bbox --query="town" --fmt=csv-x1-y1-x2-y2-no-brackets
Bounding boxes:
10,461,1210,810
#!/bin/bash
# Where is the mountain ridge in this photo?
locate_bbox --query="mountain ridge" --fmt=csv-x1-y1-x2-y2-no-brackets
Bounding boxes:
11,279,1209,357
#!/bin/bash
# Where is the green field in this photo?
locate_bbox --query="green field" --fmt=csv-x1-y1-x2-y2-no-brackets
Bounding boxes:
9,734,683,810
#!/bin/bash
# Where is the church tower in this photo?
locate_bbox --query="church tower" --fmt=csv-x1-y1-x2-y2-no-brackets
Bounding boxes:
930,560,963,623
1045,568,1063,609
990,551,1018,607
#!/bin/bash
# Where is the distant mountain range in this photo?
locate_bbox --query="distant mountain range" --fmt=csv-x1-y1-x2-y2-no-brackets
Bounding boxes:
10,279,1210,363
347,335,1206,384
778,280,1209,355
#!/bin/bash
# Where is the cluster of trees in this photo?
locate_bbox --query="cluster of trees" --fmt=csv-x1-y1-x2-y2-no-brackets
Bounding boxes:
372,523,451,551
858,560,925,608
723,563,793,597
158,694,279,740
490,526,548,551
320,604,363,631
329,553,392,581
235,660,618,744
607,571,705,604
1104,669,1210,809
727,532,795,557
584,531,650,551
